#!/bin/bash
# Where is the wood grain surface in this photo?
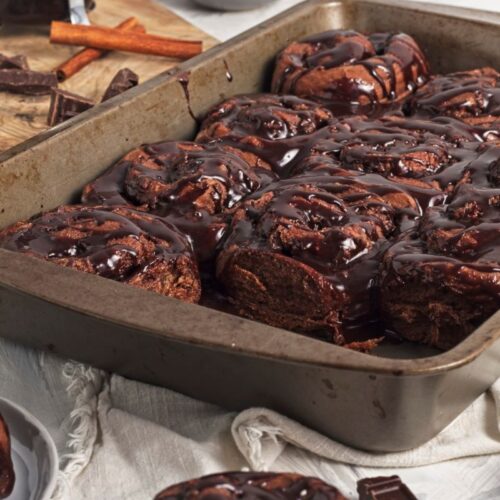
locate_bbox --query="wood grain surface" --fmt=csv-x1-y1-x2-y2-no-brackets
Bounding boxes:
0,0,217,152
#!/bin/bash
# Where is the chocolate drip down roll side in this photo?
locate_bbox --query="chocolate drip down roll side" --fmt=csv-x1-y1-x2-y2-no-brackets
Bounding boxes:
216,175,398,346
155,471,345,500
271,30,430,116
82,141,278,262
381,177,500,349
0,205,201,303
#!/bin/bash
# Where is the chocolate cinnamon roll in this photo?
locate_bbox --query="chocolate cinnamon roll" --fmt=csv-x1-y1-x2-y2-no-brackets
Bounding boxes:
0,205,201,303
271,30,430,116
287,115,482,186
82,141,277,262
0,414,14,499
292,155,446,231
405,67,500,142
216,175,398,345
381,180,500,349
196,94,334,170
155,472,345,500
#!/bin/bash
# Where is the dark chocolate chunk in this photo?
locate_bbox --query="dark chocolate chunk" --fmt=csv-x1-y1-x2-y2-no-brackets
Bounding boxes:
101,68,139,102
357,476,418,500
1,0,95,24
0,53,29,70
47,88,94,126
0,68,57,95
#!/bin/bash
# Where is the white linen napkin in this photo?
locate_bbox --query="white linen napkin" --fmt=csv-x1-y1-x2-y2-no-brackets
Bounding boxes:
232,379,500,470
1,338,499,500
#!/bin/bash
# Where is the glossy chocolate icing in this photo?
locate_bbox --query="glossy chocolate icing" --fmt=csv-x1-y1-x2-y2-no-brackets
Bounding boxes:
198,93,335,142
406,67,500,142
208,113,485,179
0,205,201,302
82,141,277,262
155,472,345,500
271,30,429,116
217,174,398,342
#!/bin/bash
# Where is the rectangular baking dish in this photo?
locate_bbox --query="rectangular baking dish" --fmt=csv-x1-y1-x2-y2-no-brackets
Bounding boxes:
0,0,499,452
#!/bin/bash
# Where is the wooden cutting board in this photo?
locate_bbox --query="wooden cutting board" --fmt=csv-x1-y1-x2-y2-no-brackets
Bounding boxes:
0,0,218,152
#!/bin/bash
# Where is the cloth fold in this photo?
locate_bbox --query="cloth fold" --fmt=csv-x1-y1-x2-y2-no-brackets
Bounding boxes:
0,337,499,500
232,380,500,470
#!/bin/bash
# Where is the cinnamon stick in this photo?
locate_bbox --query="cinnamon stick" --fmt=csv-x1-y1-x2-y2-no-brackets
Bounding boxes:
54,17,144,82
50,22,202,60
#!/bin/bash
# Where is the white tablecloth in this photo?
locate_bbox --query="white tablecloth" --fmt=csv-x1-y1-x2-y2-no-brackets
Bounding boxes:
1,338,499,500
1,1,500,499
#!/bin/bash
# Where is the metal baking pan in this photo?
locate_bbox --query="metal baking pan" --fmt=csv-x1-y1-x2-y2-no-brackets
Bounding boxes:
0,0,499,452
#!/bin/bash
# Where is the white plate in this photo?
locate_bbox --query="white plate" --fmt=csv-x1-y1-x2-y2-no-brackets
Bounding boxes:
0,398,58,500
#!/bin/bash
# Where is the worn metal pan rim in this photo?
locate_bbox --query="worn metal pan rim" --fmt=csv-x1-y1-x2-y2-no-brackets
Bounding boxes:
1,249,498,376
0,0,499,379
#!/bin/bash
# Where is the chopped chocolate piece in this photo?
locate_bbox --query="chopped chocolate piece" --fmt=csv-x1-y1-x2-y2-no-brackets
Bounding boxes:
101,68,139,102
357,476,417,500
0,53,29,70
155,471,345,499
0,68,57,95
47,88,94,126
0,414,14,499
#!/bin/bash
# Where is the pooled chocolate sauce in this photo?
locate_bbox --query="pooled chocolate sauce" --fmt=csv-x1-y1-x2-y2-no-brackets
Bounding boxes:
197,93,335,145
210,113,484,180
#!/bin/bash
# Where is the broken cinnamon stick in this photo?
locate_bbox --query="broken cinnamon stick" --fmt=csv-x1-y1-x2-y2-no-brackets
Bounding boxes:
50,22,203,59
54,17,145,82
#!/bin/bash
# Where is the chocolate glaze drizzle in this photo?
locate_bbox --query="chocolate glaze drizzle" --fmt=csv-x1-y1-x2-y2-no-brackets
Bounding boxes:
271,29,430,116
0,205,195,284
406,67,500,141
177,71,198,123
155,471,345,500
82,141,277,262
